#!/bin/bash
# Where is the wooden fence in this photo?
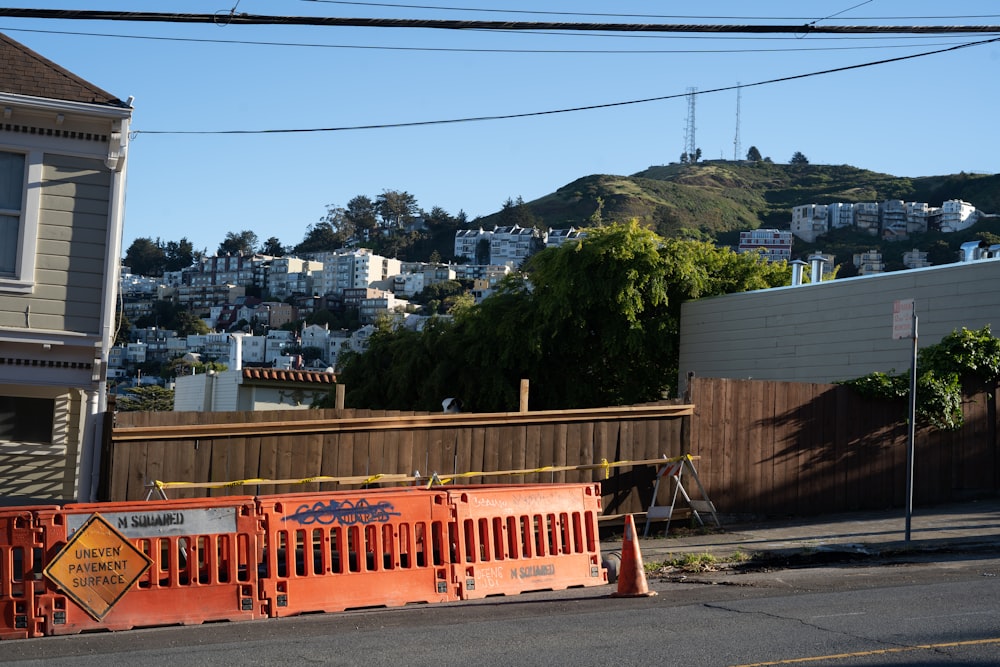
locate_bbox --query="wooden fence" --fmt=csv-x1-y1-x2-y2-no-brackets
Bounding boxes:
688,377,999,516
102,377,1000,518
103,403,690,517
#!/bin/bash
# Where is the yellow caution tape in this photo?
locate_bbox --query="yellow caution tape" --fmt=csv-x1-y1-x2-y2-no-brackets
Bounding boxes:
147,455,696,495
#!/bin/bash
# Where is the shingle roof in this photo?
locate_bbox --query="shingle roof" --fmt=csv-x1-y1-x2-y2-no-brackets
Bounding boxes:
0,32,128,107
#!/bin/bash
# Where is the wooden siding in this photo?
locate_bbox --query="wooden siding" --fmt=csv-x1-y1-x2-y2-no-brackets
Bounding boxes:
0,386,82,500
0,153,110,333
679,259,1000,392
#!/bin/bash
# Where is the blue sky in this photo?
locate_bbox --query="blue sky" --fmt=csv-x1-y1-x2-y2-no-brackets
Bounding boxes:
4,1,999,254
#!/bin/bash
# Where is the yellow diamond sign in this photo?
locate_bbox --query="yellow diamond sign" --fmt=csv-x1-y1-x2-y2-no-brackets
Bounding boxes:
44,513,152,621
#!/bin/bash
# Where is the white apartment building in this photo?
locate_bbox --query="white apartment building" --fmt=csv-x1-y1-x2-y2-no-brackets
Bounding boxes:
853,250,885,275
940,199,978,233
738,229,793,262
880,200,908,240
319,249,400,297
902,248,932,269
546,227,584,248
828,202,855,230
854,203,881,236
490,225,545,267
454,228,487,261
790,204,829,243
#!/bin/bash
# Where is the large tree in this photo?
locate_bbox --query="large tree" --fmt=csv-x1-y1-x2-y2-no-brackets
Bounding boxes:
337,221,790,412
345,195,378,242
260,236,286,257
218,230,259,256
295,213,347,254
163,237,197,272
376,190,418,231
124,237,166,276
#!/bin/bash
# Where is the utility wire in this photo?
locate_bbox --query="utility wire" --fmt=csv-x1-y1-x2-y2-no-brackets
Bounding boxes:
0,9,999,33
132,36,1000,136
298,1,1000,22
0,26,971,54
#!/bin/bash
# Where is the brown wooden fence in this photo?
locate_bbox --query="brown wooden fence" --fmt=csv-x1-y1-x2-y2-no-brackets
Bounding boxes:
101,377,1000,518
687,377,999,516
102,403,690,517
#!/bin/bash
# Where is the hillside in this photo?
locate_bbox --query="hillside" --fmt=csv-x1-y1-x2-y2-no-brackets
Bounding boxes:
466,160,1000,265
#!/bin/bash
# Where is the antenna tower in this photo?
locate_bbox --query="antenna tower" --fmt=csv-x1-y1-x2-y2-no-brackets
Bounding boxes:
684,87,697,161
733,83,742,161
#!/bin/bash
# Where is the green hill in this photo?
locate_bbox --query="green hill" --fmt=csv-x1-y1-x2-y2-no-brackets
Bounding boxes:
466,160,1000,266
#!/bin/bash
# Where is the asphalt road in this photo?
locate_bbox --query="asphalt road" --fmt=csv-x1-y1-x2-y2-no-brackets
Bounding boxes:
3,551,999,666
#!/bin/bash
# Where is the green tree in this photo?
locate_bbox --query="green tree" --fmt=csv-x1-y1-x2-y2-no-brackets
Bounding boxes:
114,312,132,347
790,151,810,165
376,190,418,231
926,240,956,266
337,221,790,412
124,237,166,276
218,230,258,256
345,195,378,242
295,216,345,254
162,237,196,272
174,310,211,336
260,236,286,257
116,385,174,412
746,146,762,162
498,196,538,228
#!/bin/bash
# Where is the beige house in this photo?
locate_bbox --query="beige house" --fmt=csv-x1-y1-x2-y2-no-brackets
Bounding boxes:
0,34,132,501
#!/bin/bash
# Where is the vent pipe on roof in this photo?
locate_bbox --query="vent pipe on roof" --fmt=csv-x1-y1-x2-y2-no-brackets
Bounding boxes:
808,255,827,284
230,333,244,371
790,259,807,286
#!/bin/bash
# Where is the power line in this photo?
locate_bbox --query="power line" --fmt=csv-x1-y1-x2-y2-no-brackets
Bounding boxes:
131,36,1000,136
1,9,999,33
0,26,973,54
299,1,1000,22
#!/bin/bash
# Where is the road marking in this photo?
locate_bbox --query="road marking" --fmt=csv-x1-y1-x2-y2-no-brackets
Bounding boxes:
730,637,1000,666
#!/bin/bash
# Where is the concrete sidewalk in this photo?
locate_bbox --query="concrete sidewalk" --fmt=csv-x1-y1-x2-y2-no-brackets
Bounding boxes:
604,497,1000,564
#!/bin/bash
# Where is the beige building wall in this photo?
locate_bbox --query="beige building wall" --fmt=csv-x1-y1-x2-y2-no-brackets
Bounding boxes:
0,154,109,333
678,258,1000,394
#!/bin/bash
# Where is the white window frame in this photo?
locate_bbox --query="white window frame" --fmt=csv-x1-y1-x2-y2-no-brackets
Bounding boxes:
0,147,41,294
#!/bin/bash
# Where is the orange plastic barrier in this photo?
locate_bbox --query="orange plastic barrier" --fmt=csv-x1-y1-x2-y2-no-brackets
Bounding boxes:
257,488,457,617
0,507,56,640
34,497,263,635
445,483,607,600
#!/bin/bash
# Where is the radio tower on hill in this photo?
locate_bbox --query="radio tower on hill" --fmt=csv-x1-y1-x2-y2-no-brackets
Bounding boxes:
683,87,696,162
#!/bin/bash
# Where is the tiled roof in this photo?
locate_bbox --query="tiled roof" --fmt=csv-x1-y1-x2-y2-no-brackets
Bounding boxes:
0,32,128,107
242,368,338,385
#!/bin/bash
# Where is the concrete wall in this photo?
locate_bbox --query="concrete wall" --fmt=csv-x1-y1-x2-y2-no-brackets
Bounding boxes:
678,258,1000,393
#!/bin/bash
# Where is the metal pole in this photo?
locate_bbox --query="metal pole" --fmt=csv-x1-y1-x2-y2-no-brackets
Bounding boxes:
905,311,918,542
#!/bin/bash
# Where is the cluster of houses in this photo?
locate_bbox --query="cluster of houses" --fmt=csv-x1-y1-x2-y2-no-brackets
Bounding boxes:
790,199,980,243
114,225,586,383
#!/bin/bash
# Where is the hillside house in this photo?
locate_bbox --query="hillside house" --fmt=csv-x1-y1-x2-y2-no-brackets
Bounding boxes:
0,33,132,501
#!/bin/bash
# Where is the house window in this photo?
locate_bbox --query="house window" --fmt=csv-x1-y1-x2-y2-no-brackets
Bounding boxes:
0,396,54,444
0,148,39,292
0,151,25,275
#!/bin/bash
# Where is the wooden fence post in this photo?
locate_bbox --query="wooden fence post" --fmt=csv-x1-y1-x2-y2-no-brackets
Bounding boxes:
519,379,529,412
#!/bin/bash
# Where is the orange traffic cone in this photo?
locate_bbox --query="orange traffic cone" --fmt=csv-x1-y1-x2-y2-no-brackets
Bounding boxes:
611,514,657,597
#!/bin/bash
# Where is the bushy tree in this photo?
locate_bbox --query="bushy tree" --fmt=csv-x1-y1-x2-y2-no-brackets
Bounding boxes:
746,146,762,162
790,151,810,165
124,237,166,276
116,385,174,412
218,230,258,256
336,221,790,412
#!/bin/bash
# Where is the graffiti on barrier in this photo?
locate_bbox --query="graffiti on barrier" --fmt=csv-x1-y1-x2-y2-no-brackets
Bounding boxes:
286,499,402,526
